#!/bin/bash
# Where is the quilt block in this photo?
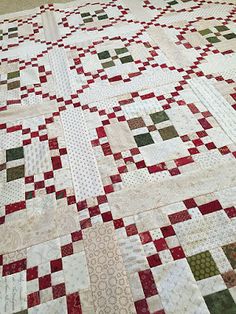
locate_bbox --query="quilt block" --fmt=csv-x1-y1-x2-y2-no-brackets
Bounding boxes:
0,0,236,313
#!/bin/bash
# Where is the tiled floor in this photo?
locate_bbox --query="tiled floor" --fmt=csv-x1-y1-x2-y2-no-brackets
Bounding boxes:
0,0,236,313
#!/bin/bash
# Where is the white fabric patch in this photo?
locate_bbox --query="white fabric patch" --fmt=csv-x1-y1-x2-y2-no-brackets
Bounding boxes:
174,211,236,256
0,271,27,314
0,178,24,207
167,106,202,136
152,259,210,314
47,47,73,99
61,107,104,201
140,137,189,166
63,251,90,293
189,77,236,142
24,140,51,176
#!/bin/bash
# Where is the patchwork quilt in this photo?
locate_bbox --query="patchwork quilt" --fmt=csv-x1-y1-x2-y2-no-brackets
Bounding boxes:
0,0,236,313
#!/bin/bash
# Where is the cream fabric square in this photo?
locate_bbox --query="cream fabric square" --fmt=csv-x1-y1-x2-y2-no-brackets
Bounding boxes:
105,121,136,153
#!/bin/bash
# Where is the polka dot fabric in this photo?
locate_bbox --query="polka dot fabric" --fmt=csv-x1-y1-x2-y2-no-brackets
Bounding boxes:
61,107,104,201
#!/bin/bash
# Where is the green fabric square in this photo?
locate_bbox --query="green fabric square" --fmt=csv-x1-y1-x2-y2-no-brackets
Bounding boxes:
95,10,104,14
120,55,133,64
134,133,154,147
7,165,24,182
8,27,17,32
168,0,178,4
128,117,146,130
159,126,178,141
102,61,115,68
26,191,34,200
206,36,221,43
7,81,20,90
14,310,28,314
199,29,212,36
98,14,108,20
222,242,236,268
6,147,24,162
7,71,20,79
56,191,65,200
98,51,110,60
187,251,219,281
0,163,6,171
84,18,93,23
204,290,236,314
150,111,169,124
215,25,229,32
223,33,236,40
81,12,90,17
115,47,128,55
8,33,18,39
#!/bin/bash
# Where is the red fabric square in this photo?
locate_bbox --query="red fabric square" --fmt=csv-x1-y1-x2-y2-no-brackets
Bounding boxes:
154,238,168,252
67,292,82,314
169,210,191,224
52,283,66,299
139,231,152,245
225,207,236,218
139,269,158,298
51,156,62,170
39,274,52,290
3,259,27,276
161,225,175,237
27,291,40,308
171,246,185,260
88,205,100,217
113,218,124,229
102,211,113,222
135,299,150,314
71,230,82,242
126,224,138,236
77,200,87,211
61,243,73,257
50,258,63,273
183,198,197,209
27,266,38,281
198,200,222,215
147,254,162,268
97,194,107,204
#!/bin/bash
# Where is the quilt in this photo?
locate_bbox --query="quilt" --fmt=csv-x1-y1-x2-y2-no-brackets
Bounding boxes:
0,0,236,313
